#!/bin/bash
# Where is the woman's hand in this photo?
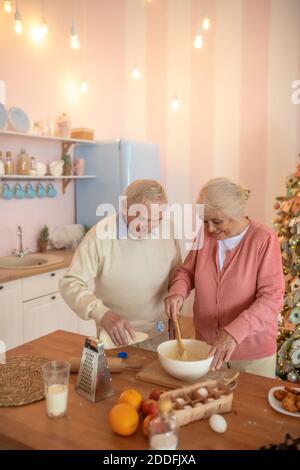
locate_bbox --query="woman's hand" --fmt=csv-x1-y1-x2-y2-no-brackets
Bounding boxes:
208,330,237,371
164,294,184,321
100,310,136,346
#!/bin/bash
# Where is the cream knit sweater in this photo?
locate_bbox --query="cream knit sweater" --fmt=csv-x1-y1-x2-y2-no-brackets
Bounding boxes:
59,214,182,337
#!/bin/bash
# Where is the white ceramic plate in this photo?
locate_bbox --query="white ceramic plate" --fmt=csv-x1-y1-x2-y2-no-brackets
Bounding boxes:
0,103,8,130
268,386,300,418
8,106,30,133
99,329,148,350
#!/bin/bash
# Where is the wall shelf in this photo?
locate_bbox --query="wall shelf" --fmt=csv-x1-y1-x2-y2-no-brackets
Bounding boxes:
0,175,96,194
0,129,98,146
0,130,98,194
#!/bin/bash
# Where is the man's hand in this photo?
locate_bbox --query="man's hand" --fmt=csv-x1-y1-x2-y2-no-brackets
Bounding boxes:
164,294,184,322
100,310,136,346
208,330,237,371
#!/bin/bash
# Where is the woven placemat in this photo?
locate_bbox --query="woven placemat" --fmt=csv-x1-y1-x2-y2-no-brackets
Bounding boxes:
0,356,48,407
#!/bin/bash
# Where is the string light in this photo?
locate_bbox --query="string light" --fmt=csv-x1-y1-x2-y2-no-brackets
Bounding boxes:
31,24,44,43
40,21,48,35
70,19,80,49
14,1,22,34
132,67,141,80
3,0,12,13
171,94,180,111
80,81,88,93
202,17,210,31
40,0,48,35
194,33,203,49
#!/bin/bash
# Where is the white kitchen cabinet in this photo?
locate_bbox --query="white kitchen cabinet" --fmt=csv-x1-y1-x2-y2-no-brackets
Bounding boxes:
57,294,79,334
23,293,60,343
0,279,23,350
23,291,80,343
0,267,97,348
22,268,67,301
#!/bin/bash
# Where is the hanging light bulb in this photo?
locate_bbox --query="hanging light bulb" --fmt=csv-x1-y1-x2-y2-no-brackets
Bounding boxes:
40,0,48,35
31,25,44,43
202,17,210,31
132,67,141,80
171,94,180,111
194,33,203,49
4,0,12,13
40,20,48,35
80,80,88,93
14,1,23,34
70,19,80,49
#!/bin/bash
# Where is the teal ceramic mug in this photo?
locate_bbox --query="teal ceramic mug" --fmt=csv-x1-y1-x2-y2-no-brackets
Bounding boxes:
1,183,13,200
24,183,36,199
47,183,57,198
36,183,46,198
14,183,25,199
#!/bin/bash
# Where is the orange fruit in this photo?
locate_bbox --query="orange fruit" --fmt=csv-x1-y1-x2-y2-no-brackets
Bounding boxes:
118,388,143,411
108,403,139,436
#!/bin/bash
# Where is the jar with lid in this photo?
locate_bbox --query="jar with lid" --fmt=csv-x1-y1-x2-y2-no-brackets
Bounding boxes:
29,156,37,176
4,151,13,175
148,397,178,450
17,148,30,175
0,151,4,175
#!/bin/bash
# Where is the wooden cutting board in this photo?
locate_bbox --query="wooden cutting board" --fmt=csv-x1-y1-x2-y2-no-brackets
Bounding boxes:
136,359,239,389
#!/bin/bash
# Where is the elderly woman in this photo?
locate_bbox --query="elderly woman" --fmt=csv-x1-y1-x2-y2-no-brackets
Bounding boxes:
60,179,181,351
165,177,284,378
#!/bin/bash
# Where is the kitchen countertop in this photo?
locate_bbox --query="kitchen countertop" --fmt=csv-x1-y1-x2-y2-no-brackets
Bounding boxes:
0,330,299,450
0,250,74,284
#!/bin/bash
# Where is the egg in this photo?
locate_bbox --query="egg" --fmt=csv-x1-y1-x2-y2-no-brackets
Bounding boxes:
209,414,227,433
196,387,209,398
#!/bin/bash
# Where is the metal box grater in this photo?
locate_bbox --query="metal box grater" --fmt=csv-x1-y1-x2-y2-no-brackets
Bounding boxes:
75,337,115,402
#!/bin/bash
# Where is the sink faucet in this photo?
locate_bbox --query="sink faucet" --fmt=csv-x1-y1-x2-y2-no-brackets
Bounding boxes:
12,226,30,258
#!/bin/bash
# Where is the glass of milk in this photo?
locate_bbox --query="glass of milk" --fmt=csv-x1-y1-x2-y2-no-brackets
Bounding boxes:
42,361,70,418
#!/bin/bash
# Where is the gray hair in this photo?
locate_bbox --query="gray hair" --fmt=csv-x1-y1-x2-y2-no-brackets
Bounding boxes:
197,177,251,217
124,179,167,207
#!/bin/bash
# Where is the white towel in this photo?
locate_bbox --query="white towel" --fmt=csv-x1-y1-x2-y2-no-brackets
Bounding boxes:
51,224,84,249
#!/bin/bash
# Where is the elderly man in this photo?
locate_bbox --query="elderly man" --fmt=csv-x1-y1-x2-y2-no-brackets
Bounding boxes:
59,179,181,350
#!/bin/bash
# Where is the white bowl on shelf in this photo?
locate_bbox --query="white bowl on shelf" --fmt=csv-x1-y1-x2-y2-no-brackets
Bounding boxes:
157,339,213,381
49,160,64,177
36,162,47,176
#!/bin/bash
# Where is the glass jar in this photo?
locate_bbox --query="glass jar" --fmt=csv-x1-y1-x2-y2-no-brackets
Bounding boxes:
0,151,4,175
148,397,178,450
29,156,37,175
4,151,13,175
17,148,30,175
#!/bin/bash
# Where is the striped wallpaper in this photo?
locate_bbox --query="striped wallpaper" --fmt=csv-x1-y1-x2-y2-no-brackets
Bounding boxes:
0,0,300,256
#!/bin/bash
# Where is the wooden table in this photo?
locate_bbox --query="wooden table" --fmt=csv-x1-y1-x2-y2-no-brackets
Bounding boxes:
0,330,299,450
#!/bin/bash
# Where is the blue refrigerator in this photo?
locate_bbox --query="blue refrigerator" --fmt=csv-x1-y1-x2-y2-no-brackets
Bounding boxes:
74,139,160,227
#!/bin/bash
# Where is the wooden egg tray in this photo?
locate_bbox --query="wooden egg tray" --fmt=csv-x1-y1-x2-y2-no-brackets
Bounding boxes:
161,379,233,427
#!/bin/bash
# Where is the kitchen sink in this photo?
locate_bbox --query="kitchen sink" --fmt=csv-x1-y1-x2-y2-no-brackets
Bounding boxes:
0,253,64,270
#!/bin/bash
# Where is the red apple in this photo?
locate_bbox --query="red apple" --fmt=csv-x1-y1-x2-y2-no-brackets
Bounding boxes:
142,413,156,437
149,388,163,401
141,399,159,418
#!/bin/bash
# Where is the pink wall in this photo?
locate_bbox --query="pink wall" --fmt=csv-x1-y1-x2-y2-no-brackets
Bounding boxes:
1,0,300,257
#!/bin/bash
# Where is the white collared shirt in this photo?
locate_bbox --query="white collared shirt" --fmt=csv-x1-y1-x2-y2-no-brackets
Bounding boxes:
218,225,249,270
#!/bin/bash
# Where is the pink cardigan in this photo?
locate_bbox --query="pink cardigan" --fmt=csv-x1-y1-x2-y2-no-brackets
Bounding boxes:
168,220,285,360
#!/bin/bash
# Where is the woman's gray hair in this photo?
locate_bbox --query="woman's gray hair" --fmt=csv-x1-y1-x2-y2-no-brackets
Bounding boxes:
124,179,167,207
197,177,251,217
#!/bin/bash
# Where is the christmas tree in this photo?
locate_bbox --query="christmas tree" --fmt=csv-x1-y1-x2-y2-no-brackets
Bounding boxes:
274,160,300,383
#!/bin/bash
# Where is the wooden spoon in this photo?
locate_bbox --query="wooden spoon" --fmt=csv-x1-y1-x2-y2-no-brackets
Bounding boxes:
175,318,187,360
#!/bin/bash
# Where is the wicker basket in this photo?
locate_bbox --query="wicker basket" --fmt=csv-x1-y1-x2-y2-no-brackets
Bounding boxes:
0,356,48,407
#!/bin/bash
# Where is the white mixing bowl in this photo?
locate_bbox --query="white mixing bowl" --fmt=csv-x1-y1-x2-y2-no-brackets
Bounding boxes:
157,339,213,381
